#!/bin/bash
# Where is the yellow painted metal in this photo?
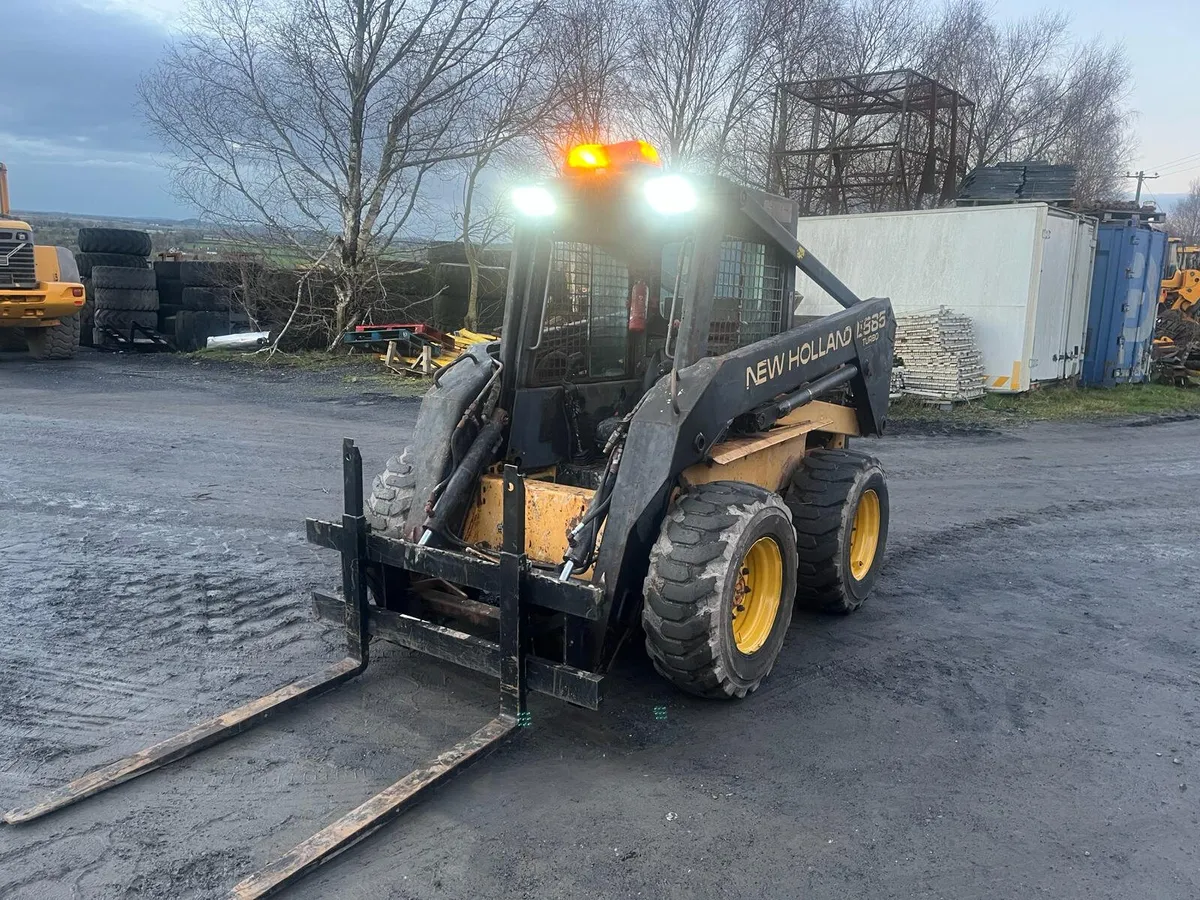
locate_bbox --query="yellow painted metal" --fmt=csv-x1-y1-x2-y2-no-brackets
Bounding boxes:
709,418,832,466
0,281,84,324
461,473,598,570
0,227,86,328
684,433,811,493
731,537,783,654
684,400,859,495
849,489,881,580
777,399,860,436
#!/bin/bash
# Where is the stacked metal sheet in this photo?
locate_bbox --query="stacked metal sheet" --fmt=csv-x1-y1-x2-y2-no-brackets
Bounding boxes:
894,307,986,402
957,162,1077,205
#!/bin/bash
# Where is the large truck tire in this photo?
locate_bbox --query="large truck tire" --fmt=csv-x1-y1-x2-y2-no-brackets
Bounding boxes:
786,449,889,615
179,260,231,288
365,448,416,537
173,309,231,351
94,308,157,333
77,228,152,257
94,288,159,312
154,260,182,281
180,286,233,311
91,266,157,291
80,297,94,347
157,280,184,307
25,315,81,360
74,252,148,277
642,481,797,699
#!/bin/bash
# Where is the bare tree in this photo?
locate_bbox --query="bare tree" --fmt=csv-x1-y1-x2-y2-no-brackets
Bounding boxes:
540,0,636,161
142,0,541,346
1173,179,1200,246
629,0,750,165
455,35,557,330
839,0,923,74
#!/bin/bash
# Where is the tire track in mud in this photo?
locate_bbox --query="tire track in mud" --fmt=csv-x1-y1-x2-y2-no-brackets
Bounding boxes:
0,482,340,803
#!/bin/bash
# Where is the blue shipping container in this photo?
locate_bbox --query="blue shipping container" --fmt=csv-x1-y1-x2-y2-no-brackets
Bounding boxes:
1081,222,1167,386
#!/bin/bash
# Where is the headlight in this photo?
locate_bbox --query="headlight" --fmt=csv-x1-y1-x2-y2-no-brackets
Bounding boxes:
644,175,697,214
512,185,557,217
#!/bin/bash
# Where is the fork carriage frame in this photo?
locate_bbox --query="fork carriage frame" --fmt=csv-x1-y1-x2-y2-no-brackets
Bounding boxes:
4,438,579,899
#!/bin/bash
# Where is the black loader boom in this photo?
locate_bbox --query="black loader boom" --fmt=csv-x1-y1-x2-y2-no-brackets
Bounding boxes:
5,138,896,898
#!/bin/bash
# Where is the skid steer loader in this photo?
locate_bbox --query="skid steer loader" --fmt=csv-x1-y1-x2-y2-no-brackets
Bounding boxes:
4,139,896,897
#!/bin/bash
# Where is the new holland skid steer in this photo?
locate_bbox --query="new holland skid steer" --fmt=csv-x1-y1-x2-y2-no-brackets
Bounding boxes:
4,140,896,897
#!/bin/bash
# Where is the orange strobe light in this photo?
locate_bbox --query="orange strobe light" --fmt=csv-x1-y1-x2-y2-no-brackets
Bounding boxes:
567,140,661,172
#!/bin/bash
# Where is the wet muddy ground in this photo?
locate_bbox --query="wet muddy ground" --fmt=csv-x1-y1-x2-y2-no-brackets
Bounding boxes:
1,351,1197,899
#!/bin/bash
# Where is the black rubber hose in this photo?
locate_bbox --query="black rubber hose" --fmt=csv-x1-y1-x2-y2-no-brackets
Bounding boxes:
423,408,507,539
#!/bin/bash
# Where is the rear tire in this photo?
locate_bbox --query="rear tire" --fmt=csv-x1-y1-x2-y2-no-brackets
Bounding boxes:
25,316,81,360
365,448,416,538
786,449,889,614
642,481,797,699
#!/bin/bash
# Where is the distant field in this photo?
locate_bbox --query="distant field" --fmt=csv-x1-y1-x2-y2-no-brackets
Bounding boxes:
13,210,438,269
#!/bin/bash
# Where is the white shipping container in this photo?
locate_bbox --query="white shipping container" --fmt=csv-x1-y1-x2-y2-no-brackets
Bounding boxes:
793,204,1097,392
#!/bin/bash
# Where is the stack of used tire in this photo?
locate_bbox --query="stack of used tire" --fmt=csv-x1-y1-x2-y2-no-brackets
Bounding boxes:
155,261,235,351
75,228,155,348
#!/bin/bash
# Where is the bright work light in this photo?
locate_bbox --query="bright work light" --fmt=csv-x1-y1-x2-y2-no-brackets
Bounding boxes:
512,185,557,217
644,174,697,214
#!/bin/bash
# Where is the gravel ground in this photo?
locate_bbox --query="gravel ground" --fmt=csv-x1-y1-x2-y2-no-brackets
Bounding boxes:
1,351,1197,900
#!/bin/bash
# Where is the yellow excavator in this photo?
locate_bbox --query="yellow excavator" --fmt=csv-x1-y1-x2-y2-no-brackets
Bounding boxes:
1160,238,1200,313
0,162,87,358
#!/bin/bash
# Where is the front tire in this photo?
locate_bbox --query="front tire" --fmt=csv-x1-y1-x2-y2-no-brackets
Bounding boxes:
365,448,416,538
25,316,81,360
642,481,797,699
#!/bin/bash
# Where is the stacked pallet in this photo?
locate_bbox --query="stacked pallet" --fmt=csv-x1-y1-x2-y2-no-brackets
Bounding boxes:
894,307,985,402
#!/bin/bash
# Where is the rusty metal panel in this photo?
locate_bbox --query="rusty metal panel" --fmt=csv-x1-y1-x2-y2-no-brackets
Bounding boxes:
462,474,598,569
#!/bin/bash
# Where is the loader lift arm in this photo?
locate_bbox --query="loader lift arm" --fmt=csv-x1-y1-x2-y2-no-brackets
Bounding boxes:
3,441,552,899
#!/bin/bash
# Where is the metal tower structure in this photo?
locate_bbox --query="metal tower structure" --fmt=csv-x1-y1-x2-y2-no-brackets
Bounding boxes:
770,69,974,217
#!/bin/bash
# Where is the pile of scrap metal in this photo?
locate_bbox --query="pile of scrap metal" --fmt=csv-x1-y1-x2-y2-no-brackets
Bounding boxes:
1154,241,1200,385
1153,309,1200,385
342,322,498,375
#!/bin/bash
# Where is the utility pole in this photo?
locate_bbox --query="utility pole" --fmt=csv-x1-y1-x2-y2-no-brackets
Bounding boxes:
1123,170,1159,205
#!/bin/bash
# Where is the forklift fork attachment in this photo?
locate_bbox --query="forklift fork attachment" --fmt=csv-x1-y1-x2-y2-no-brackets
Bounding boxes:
3,658,363,825
230,715,516,899
4,442,534,900
3,439,374,826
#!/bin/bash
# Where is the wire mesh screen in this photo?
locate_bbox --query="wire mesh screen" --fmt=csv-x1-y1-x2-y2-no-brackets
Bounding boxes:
707,241,784,356
531,242,630,384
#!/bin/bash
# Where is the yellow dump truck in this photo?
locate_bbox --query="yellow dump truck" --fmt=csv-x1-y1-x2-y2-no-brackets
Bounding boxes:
0,163,87,359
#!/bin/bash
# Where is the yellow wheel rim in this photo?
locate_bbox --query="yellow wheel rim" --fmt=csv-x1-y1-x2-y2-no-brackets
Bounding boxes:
849,489,881,581
731,537,783,655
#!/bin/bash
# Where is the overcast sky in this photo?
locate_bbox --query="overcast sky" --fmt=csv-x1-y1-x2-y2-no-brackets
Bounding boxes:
1,0,1196,219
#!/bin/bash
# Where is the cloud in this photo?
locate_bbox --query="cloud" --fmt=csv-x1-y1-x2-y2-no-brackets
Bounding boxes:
2,1,187,217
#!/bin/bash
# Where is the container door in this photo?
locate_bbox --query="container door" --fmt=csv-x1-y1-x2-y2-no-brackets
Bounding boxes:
1082,224,1121,387
1124,229,1167,382
1031,214,1076,382
1064,219,1096,380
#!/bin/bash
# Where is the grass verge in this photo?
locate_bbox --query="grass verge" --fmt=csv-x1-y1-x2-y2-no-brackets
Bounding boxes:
890,383,1200,425
188,348,430,396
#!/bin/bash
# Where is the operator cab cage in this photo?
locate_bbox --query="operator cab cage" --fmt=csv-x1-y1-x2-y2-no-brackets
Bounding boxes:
499,148,812,472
